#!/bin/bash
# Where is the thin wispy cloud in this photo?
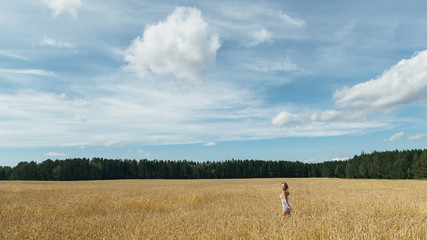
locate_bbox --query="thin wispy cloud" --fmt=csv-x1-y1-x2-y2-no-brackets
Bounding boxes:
0,68,55,76
204,142,217,146
408,134,426,141
40,0,82,18
246,28,272,47
383,132,405,142
71,114,87,122
137,149,151,156
330,157,349,161
0,50,28,60
310,110,367,122
45,152,67,157
279,13,305,28
254,57,297,72
37,36,74,48
104,139,123,147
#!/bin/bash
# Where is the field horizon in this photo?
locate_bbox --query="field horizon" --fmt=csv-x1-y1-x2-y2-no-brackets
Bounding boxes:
1,178,426,239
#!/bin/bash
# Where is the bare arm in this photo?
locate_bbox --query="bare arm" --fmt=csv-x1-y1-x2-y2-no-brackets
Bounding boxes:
281,190,289,208
283,191,291,209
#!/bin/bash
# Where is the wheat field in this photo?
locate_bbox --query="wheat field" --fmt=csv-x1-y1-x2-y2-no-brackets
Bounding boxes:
0,178,426,239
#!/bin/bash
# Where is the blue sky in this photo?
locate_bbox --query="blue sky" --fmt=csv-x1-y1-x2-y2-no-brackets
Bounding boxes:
1,0,427,166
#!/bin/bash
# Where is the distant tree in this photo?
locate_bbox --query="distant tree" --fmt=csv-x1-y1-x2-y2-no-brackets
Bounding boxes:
413,150,427,179
321,165,333,177
334,164,345,178
39,159,56,180
10,161,39,180
137,159,147,179
358,162,368,178
90,159,102,180
0,166,7,180
346,162,357,178
3,149,426,180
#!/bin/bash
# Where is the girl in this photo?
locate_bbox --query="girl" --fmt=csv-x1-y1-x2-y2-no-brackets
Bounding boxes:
280,182,291,216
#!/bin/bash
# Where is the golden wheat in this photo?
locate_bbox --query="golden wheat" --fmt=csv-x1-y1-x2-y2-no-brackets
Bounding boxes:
0,178,426,239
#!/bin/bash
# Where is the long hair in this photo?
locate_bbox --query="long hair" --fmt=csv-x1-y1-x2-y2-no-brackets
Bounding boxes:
281,182,290,195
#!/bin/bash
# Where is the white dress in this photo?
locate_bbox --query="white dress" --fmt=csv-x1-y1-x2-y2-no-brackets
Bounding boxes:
280,193,291,212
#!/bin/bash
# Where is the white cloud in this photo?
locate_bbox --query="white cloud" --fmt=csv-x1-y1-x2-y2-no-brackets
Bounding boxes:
383,132,405,142
204,142,216,146
40,0,82,18
298,49,427,131
0,50,28,60
104,139,122,147
71,114,87,122
72,99,89,107
272,111,304,128
408,134,426,141
330,157,349,161
45,152,67,157
255,57,297,72
311,110,340,122
0,90,97,147
0,77,274,148
219,4,264,20
124,7,220,81
0,68,55,76
247,28,272,47
219,5,305,29
37,36,74,48
0,83,386,148
310,110,367,122
4,2,418,153
279,13,306,28
333,50,427,113
136,149,151,157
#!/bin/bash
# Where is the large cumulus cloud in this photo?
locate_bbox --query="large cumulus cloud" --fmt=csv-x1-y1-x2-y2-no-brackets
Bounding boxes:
124,7,220,81
272,49,427,129
333,50,427,112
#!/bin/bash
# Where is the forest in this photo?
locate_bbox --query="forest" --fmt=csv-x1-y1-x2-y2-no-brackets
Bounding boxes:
0,149,426,180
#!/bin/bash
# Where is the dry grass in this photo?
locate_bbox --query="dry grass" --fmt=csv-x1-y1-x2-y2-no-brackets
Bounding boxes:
0,178,426,239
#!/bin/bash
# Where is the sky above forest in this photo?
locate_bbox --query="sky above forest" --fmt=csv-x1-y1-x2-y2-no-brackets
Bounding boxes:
1,0,427,166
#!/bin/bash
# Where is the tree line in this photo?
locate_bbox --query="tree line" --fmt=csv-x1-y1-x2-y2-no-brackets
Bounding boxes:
0,149,425,181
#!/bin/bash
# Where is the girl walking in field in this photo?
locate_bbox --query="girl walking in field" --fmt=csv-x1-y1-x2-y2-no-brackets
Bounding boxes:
280,182,291,216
